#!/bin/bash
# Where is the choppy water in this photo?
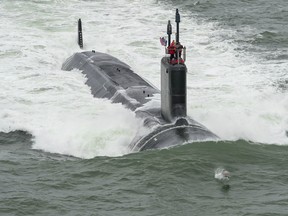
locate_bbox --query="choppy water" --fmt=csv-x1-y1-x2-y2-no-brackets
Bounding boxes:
1,0,288,215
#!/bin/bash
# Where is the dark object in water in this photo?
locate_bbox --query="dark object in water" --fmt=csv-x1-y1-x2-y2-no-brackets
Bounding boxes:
62,9,218,151
78,19,83,49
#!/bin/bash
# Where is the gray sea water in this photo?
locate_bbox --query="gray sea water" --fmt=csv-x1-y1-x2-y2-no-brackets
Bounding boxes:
1,0,288,215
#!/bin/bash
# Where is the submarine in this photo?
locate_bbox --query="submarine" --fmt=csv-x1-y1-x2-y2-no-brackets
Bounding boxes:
62,9,218,151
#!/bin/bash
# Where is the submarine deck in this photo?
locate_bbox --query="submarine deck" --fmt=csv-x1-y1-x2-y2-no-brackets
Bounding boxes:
62,51,160,111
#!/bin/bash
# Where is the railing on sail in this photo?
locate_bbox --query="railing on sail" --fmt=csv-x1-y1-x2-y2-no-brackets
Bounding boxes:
165,46,186,64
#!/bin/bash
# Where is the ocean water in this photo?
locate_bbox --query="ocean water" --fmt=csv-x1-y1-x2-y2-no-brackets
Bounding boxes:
1,0,288,215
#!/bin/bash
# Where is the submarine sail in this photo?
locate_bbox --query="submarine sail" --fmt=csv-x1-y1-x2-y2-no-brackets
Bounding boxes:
62,9,218,151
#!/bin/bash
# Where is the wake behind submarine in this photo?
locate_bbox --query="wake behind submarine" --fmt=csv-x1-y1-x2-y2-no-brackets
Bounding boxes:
62,9,218,151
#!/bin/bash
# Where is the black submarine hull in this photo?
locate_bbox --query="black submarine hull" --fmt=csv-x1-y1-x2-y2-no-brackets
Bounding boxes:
62,51,218,151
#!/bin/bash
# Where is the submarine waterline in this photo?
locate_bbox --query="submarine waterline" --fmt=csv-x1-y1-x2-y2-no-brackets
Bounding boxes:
62,9,218,151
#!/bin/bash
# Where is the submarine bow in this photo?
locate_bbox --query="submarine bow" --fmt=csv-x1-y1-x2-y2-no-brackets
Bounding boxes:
62,10,218,151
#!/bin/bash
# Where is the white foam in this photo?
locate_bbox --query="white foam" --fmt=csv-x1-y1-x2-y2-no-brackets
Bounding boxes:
182,18,288,145
1,0,288,159
215,168,230,183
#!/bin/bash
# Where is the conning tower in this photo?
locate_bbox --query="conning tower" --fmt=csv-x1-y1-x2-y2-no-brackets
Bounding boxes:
161,9,187,123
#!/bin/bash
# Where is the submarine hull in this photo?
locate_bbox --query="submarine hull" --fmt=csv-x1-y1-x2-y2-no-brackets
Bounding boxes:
62,51,218,151
130,118,218,151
